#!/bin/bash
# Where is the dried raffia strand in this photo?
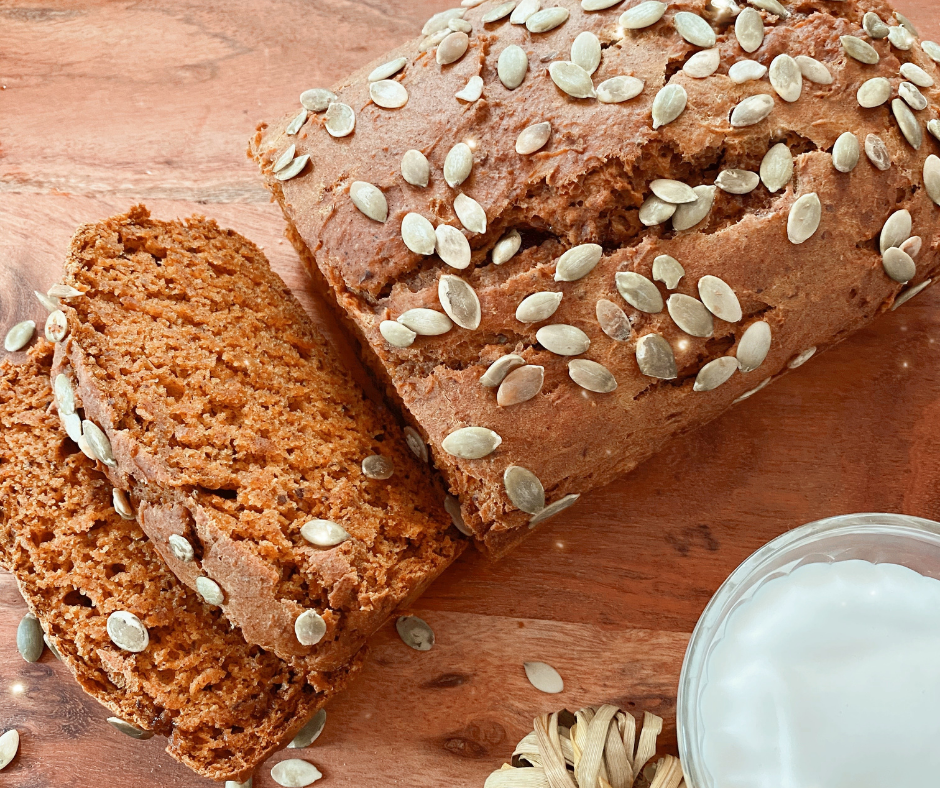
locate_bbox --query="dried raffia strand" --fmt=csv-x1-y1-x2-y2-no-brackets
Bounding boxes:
604,720,632,788
534,713,579,788
648,755,684,788
576,705,619,788
632,712,664,781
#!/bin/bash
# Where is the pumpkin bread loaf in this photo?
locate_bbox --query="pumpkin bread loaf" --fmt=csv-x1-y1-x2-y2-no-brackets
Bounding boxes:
0,344,362,783
251,0,940,558
52,206,465,669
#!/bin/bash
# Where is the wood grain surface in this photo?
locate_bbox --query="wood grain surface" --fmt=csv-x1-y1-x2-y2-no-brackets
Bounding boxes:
1,1,939,786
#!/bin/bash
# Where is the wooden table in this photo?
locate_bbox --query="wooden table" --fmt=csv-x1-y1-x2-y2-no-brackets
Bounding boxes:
1,1,939,785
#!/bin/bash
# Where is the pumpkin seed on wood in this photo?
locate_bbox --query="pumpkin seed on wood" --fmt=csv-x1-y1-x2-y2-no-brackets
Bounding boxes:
271,759,323,788
492,230,522,264
107,611,149,653
401,149,431,187
83,420,116,467
439,274,482,329
275,155,310,182
396,615,435,651
923,41,940,63
438,31,470,65
841,35,879,65
197,576,224,606
555,243,603,281
483,1,517,23
324,103,355,137
863,12,890,39
113,488,135,520
17,613,44,663
168,534,195,562
436,224,472,269
795,55,832,84
273,144,296,173
639,196,677,226
769,54,802,102
289,709,327,749
510,0,540,24
370,79,408,109
300,88,337,112
456,76,484,103
516,121,552,154
888,26,914,51
865,134,891,171
728,59,767,84
653,255,685,289
48,284,84,299
404,427,429,463
616,272,664,313
735,8,764,53
760,143,793,193
684,48,720,79
528,494,580,527
596,76,644,103
900,82,927,111
699,275,742,322
737,321,772,371
4,321,34,352
748,0,788,18
444,143,473,187
524,661,564,693
454,194,487,234
498,365,545,406
880,209,913,253
362,455,394,480
787,347,817,369
107,718,154,740
43,634,62,660
536,324,590,355
498,45,529,89
621,1,666,29
285,109,307,136
902,63,933,88
651,179,697,204
857,77,891,108
380,320,416,348
596,299,633,340
350,182,388,223
924,155,940,206
568,359,617,393
882,247,916,283
694,356,739,391
651,84,688,129
674,11,716,47
34,290,60,312
667,294,714,337
673,185,716,231
716,169,760,194
443,426,502,459
787,193,822,244
295,610,327,647
892,279,933,310
636,334,677,379
731,94,774,126
401,213,436,255
480,354,525,387
549,61,596,99
0,730,18,771
832,132,860,173
516,291,563,323
398,308,453,336
369,58,407,82
526,7,569,33
300,520,350,547
504,466,546,514
572,31,601,75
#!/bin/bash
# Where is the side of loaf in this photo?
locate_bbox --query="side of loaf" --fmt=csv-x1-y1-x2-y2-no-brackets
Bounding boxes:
52,206,465,668
0,343,361,783
251,0,940,557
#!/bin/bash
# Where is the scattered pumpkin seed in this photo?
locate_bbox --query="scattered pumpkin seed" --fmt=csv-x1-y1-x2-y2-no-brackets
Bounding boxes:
674,11,717,47
4,321,35,352
380,320,416,348
728,59,767,83
730,93,774,126
795,55,832,84
445,495,473,536
832,132,860,173
498,45,529,90
17,613,44,663
616,271,664,313
107,611,149,653
510,0,540,24
735,7,764,52
504,466,546,514
404,427,429,463
438,31,470,65
168,534,195,563
275,155,310,182
620,1,666,29
107,718,154,740
288,709,327,749
734,376,772,403
396,615,435,651
456,75,484,102
888,26,914,51
324,103,355,137
841,35,879,65
596,76,645,103
0,730,19,771
398,308,453,336
435,225,472,269
300,520,351,548
369,58,407,82
596,299,633,340
454,194,487,235
667,294,714,338
401,213,437,255
882,247,916,283
449,17,472,33
929,119,940,143
419,29,450,52
863,12,889,39
638,196,677,226
62,412,80,442
572,31,601,75
673,185,716,231
197,576,225,606
787,193,822,245
271,759,323,788
439,274,482,329
526,7,569,33
523,661,564,693
716,169,760,194
34,290,60,312
528,494,580,527
349,181,388,223
43,634,62,661
516,292,563,323
300,89,337,112
900,82,927,111
736,320,772,371
549,61,596,99
568,359,617,393
483,2,517,24
651,84,688,129
699,275,742,322
370,79,408,109
48,284,84,299
54,373,76,415
536,324,590,355
924,155,940,206
635,334,677,379
895,11,918,37
273,144,296,173
892,279,933,310
760,143,793,193
423,7,466,35
694,356,739,391
555,243,603,281
684,48,720,78
492,230,522,265
481,354,526,387
77,432,96,461
401,149,431,187
923,41,940,63
82,420,116,467
652,255,685,289
651,179,697,204
857,77,891,108
362,454,394,480
769,54,802,102
900,236,923,258
285,109,307,136
787,347,817,369
865,134,891,171
516,121,552,154
444,143,473,188
880,209,912,253
900,63,932,90
295,610,327,647
748,0,788,18
497,365,545,406
112,488,135,521
443,427,503,459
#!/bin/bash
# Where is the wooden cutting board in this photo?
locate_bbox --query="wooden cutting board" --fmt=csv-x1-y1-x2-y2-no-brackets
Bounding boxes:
1,1,939,785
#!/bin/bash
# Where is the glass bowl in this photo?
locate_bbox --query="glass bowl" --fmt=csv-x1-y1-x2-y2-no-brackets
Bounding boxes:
677,512,940,788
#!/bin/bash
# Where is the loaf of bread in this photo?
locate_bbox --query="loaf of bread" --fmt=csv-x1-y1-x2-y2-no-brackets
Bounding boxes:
52,206,464,668
251,0,940,557
0,344,361,782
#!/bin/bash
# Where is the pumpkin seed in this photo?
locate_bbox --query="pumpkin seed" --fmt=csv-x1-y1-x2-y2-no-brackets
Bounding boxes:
924,155,940,206
881,209,912,253
498,365,545,406
888,26,914,51
572,31,601,75
288,709,327,749
454,194,487,235
285,109,307,136
34,290,60,312
735,8,764,53
275,155,310,182
273,144,296,173
300,520,350,547
443,427,503,459
492,230,522,264
401,149,431,187
684,48,720,79
652,255,685,289
107,718,154,740
549,61,596,99
795,55,832,84
300,88,337,112
863,12,889,39
787,193,822,245
673,185,716,231
444,143,473,188
77,432,96,461
736,321,771,372
62,412,82,442
54,373,76,415
438,31,470,65
398,308,453,336
82,420,116,467
112,488,135,521
168,534,195,562
694,356,739,391
734,376,771,403
923,41,940,63
483,2,517,23
369,58,407,82
900,82,927,111
404,427,429,462
620,1,666,29
865,134,891,171
667,294,714,337
760,143,793,193
596,76,645,103
526,7,569,33
197,576,225,606
107,611,149,653
674,11,716,47
510,0,540,24
362,454,394,480
401,213,437,255
536,324,591,355
582,0,623,8
832,132,860,173
4,321,35,352
769,54,802,102
456,75,485,101
841,35,879,65
636,334,677,379
271,759,323,788
380,320,416,348
895,11,918,37
857,77,891,108
930,119,940,143
882,247,916,283
48,284,84,299
787,347,817,369
555,243,603,281
498,45,529,89
504,466,546,514
435,224,472,269
900,236,923,258
528,494,580,527
596,299,633,340
43,635,62,661
370,79,408,109
699,275,742,322
480,354,525,387
324,102,355,137
445,495,473,536
516,292,563,323
892,279,933,310
396,615,435,651
568,359,617,393
707,0,741,23
748,0,788,18
730,93,774,126
439,274,482,329
728,59,767,83
638,195,677,226
523,661,564,693
651,179,697,204
616,272,664,313
295,610,327,647
17,613,44,663
651,84,688,129
516,121,552,154
716,169,760,194
350,181,388,223
423,7,466,35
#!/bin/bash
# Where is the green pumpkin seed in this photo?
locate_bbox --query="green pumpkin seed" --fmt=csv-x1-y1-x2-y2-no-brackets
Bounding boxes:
880,210,912,253
0,730,20,770
674,11,716,47
503,466,546,514
698,275,742,322
841,35,879,64
17,613,44,663
667,294,714,337
107,718,154,740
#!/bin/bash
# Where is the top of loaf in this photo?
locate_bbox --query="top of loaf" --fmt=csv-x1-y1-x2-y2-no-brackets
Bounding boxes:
252,0,940,556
